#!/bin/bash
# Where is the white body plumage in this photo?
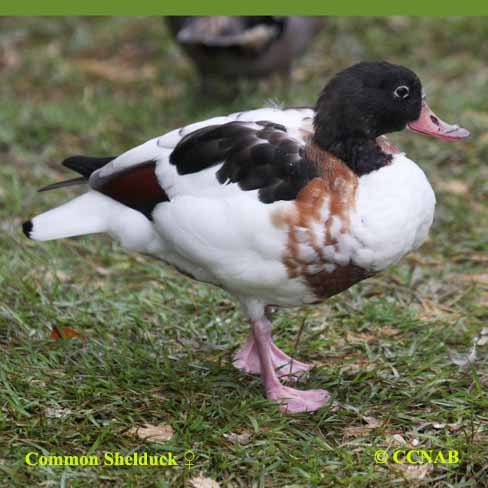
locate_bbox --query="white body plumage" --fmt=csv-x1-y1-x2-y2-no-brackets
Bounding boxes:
28,107,436,307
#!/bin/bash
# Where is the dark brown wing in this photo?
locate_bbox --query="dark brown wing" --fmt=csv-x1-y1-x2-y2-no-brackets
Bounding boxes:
89,161,168,220
37,154,168,220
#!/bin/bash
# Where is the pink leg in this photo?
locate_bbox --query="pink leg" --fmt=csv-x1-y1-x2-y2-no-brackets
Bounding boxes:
250,316,330,413
233,334,313,379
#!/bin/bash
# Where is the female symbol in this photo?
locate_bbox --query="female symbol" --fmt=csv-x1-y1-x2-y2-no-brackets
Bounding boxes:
184,450,195,468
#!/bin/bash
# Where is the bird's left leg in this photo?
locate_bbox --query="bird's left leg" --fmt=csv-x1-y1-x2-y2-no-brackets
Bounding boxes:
233,334,313,379
233,305,312,379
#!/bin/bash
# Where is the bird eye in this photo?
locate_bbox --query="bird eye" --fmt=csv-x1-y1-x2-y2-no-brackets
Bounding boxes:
394,85,410,99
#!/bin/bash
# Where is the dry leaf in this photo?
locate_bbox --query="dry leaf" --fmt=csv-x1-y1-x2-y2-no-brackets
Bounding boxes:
448,423,462,432
391,462,433,480
452,254,488,264
472,425,486,442
343,416,380,438
462,254,488,263
95,266,112,276
45,407,72,418
386,433,406,446
292,67,307,82
50,326,86,341
189,475,221,488
477,336,488,346
363,416,380,428
452,273,488,285
343,426,370,438
46,270,71,283
128,423,174,443
382,326,402,337
77,59,155,83
223,431,252,445
416,299,459,322
329,401,341,412
474,295,488,307
407,252,442,266
346,331,377,344
448,339,477,369
437,180,469,196
341,361,376,374
150,391,168,401
471,255,488,263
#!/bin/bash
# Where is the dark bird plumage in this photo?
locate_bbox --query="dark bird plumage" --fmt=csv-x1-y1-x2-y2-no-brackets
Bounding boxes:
166,16,325,80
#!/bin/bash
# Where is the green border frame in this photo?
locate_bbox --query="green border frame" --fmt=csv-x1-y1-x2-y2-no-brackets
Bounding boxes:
2,0,488,15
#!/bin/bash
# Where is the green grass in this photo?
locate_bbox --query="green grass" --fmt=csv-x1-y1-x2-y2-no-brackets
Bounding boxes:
1,17,487,487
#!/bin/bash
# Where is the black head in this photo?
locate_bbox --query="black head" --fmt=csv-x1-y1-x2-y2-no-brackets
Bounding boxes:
313,61,424,175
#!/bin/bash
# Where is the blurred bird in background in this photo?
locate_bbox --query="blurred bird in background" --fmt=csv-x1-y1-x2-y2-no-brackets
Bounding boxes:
166,16,324,90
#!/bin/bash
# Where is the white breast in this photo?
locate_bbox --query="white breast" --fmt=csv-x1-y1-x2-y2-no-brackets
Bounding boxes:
348,154,436,271
149,154,434,305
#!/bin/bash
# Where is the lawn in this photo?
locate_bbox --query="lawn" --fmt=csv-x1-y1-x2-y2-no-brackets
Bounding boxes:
0,16,487,487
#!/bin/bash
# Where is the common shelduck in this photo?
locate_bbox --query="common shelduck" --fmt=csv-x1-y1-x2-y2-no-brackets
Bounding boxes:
166,16,324,79
23,61,469,413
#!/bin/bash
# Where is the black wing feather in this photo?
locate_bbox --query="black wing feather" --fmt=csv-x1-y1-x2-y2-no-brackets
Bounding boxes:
170,120,320,203
38,155,118,193
62,155,117,177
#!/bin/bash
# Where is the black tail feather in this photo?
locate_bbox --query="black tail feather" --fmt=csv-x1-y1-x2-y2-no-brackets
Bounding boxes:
37,155,117,193
22,220,33,239
38,177,87,193
62,155,117,177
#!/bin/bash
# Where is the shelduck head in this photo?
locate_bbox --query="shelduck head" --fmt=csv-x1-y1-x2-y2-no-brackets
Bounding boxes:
313,61,469,174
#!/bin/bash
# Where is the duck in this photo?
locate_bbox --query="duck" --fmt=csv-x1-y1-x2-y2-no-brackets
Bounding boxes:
165,16,324,79
23,61,469,413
